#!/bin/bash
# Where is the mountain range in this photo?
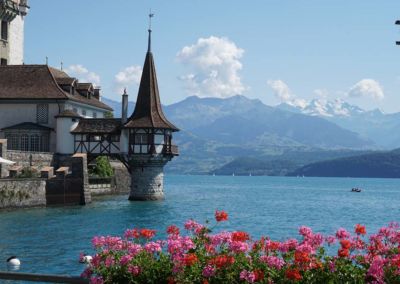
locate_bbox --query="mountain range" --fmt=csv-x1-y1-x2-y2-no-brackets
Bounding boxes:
102,95,393,174
278,99,400,149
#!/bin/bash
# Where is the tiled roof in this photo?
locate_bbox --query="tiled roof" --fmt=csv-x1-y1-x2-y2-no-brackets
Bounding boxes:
76,83,93,90
71,118,122,134
56,77,76,85
0,65,113,111
124,52,179,131
55,109,82,118
2,122,53,131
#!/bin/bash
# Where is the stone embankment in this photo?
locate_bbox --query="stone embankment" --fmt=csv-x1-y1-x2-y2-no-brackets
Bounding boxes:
0,179,46,209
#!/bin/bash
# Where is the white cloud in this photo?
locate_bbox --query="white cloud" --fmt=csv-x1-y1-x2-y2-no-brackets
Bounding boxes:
65,64,101,86
348,79,384,100
267,79,307,108
114,65,142,94
177,36,245,98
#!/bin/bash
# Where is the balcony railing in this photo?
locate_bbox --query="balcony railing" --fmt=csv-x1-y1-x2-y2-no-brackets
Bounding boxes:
163,144,179,156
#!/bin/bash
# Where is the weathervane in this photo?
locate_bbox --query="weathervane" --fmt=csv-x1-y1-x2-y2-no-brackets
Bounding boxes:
148,10,155,52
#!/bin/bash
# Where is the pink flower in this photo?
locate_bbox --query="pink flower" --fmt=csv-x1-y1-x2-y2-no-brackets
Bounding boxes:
144,241,162,254
184,220,204,233
260,255,285,269
202,264,216,277
325,235,337,245
128,265,140,276
104,256,115,268
127,243,142,256
90,276,104,284
80,268,92,278
367,256,385,283
119,254,132,266
336,228,350,239
299,226,313,238
229,241,250,253
240,270,256,283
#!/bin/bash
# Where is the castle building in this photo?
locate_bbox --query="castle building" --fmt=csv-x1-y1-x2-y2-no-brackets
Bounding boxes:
0,0,29,65
0,65,113,152
0,3,179,200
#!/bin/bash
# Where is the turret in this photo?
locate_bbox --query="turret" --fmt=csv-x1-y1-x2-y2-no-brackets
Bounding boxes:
122,17,179,201
0,0,29,65
55,110,81,154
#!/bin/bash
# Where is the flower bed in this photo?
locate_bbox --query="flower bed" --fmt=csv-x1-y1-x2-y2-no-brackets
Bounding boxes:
82,211,400,283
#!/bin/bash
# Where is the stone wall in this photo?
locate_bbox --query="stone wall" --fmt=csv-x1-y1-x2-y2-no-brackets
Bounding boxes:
89,183,115,195
110,160,130,193
0,179,46,209
0,139,7,178
6,150,54,168
129,164,164,201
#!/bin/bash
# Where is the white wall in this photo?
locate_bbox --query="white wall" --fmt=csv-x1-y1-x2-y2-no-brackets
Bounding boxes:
64,103,106,118
0,103,59,151
8,15,24,64
56,118,79,154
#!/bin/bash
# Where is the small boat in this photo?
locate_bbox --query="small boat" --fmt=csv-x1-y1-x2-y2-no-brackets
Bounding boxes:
351,188,362,192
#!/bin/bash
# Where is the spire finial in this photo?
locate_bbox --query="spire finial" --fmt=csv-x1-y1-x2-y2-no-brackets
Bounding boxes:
123,88,127,95
148,10,154,52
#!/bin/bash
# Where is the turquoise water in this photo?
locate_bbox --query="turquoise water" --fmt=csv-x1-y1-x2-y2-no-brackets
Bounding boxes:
0,175,399,277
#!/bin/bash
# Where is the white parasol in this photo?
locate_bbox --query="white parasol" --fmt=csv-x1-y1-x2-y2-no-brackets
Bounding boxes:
0,157,16,165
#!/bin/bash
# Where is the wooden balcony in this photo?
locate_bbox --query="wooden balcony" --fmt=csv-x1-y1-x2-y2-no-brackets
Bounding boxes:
163,144,179,156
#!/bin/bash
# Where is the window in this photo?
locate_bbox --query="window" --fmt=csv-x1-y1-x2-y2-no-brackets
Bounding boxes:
82,110,86,116
0,58,7,66
36,104,49,124
6,135,19,150
73,107,78,113
1,21,8,41
30,135,40,152
134,134,148,144
41,135,49,152
92,112,97,118
21,135,29,151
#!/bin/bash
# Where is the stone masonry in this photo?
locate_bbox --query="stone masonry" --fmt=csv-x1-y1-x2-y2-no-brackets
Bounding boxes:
129,163,165,201
0,139,7,178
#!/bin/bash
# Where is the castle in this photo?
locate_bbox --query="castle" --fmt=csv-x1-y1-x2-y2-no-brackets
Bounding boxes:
0,1,179,201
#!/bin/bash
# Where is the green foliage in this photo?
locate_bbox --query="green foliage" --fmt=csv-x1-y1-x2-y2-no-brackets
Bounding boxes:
17,167,39,178
92,156,114,178
104,111,114,118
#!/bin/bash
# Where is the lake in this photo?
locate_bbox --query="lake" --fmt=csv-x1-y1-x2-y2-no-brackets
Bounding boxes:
0,175,399,277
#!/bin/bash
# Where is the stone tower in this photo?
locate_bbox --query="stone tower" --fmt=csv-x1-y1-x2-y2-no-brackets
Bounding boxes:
0,0,29,65
122,25,179,201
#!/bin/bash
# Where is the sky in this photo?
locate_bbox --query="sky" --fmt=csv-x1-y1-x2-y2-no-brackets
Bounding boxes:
24,0,400,112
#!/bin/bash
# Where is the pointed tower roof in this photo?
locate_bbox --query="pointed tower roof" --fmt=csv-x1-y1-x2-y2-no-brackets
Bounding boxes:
124,24,179,131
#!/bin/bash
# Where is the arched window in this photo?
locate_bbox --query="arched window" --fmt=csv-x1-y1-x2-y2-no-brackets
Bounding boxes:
6,135,19,150
21,134,29,151
30,135,40,152
41,135,49,152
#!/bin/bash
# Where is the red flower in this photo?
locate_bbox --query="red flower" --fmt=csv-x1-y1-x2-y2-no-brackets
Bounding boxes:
209,255,235,268
167,225,180,235
340,239,351,250
232,231,250,242
183,253,198,266
140,229,156,239
294,251,310,263
266,240,280,251
286,268,302,281
254,269,264,281
355,224,366,235
338,248,349,258
202,280,209,284
215,210,228,222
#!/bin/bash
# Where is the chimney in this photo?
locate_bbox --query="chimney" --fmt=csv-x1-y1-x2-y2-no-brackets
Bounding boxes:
93,87,101,100
122,88,128,124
